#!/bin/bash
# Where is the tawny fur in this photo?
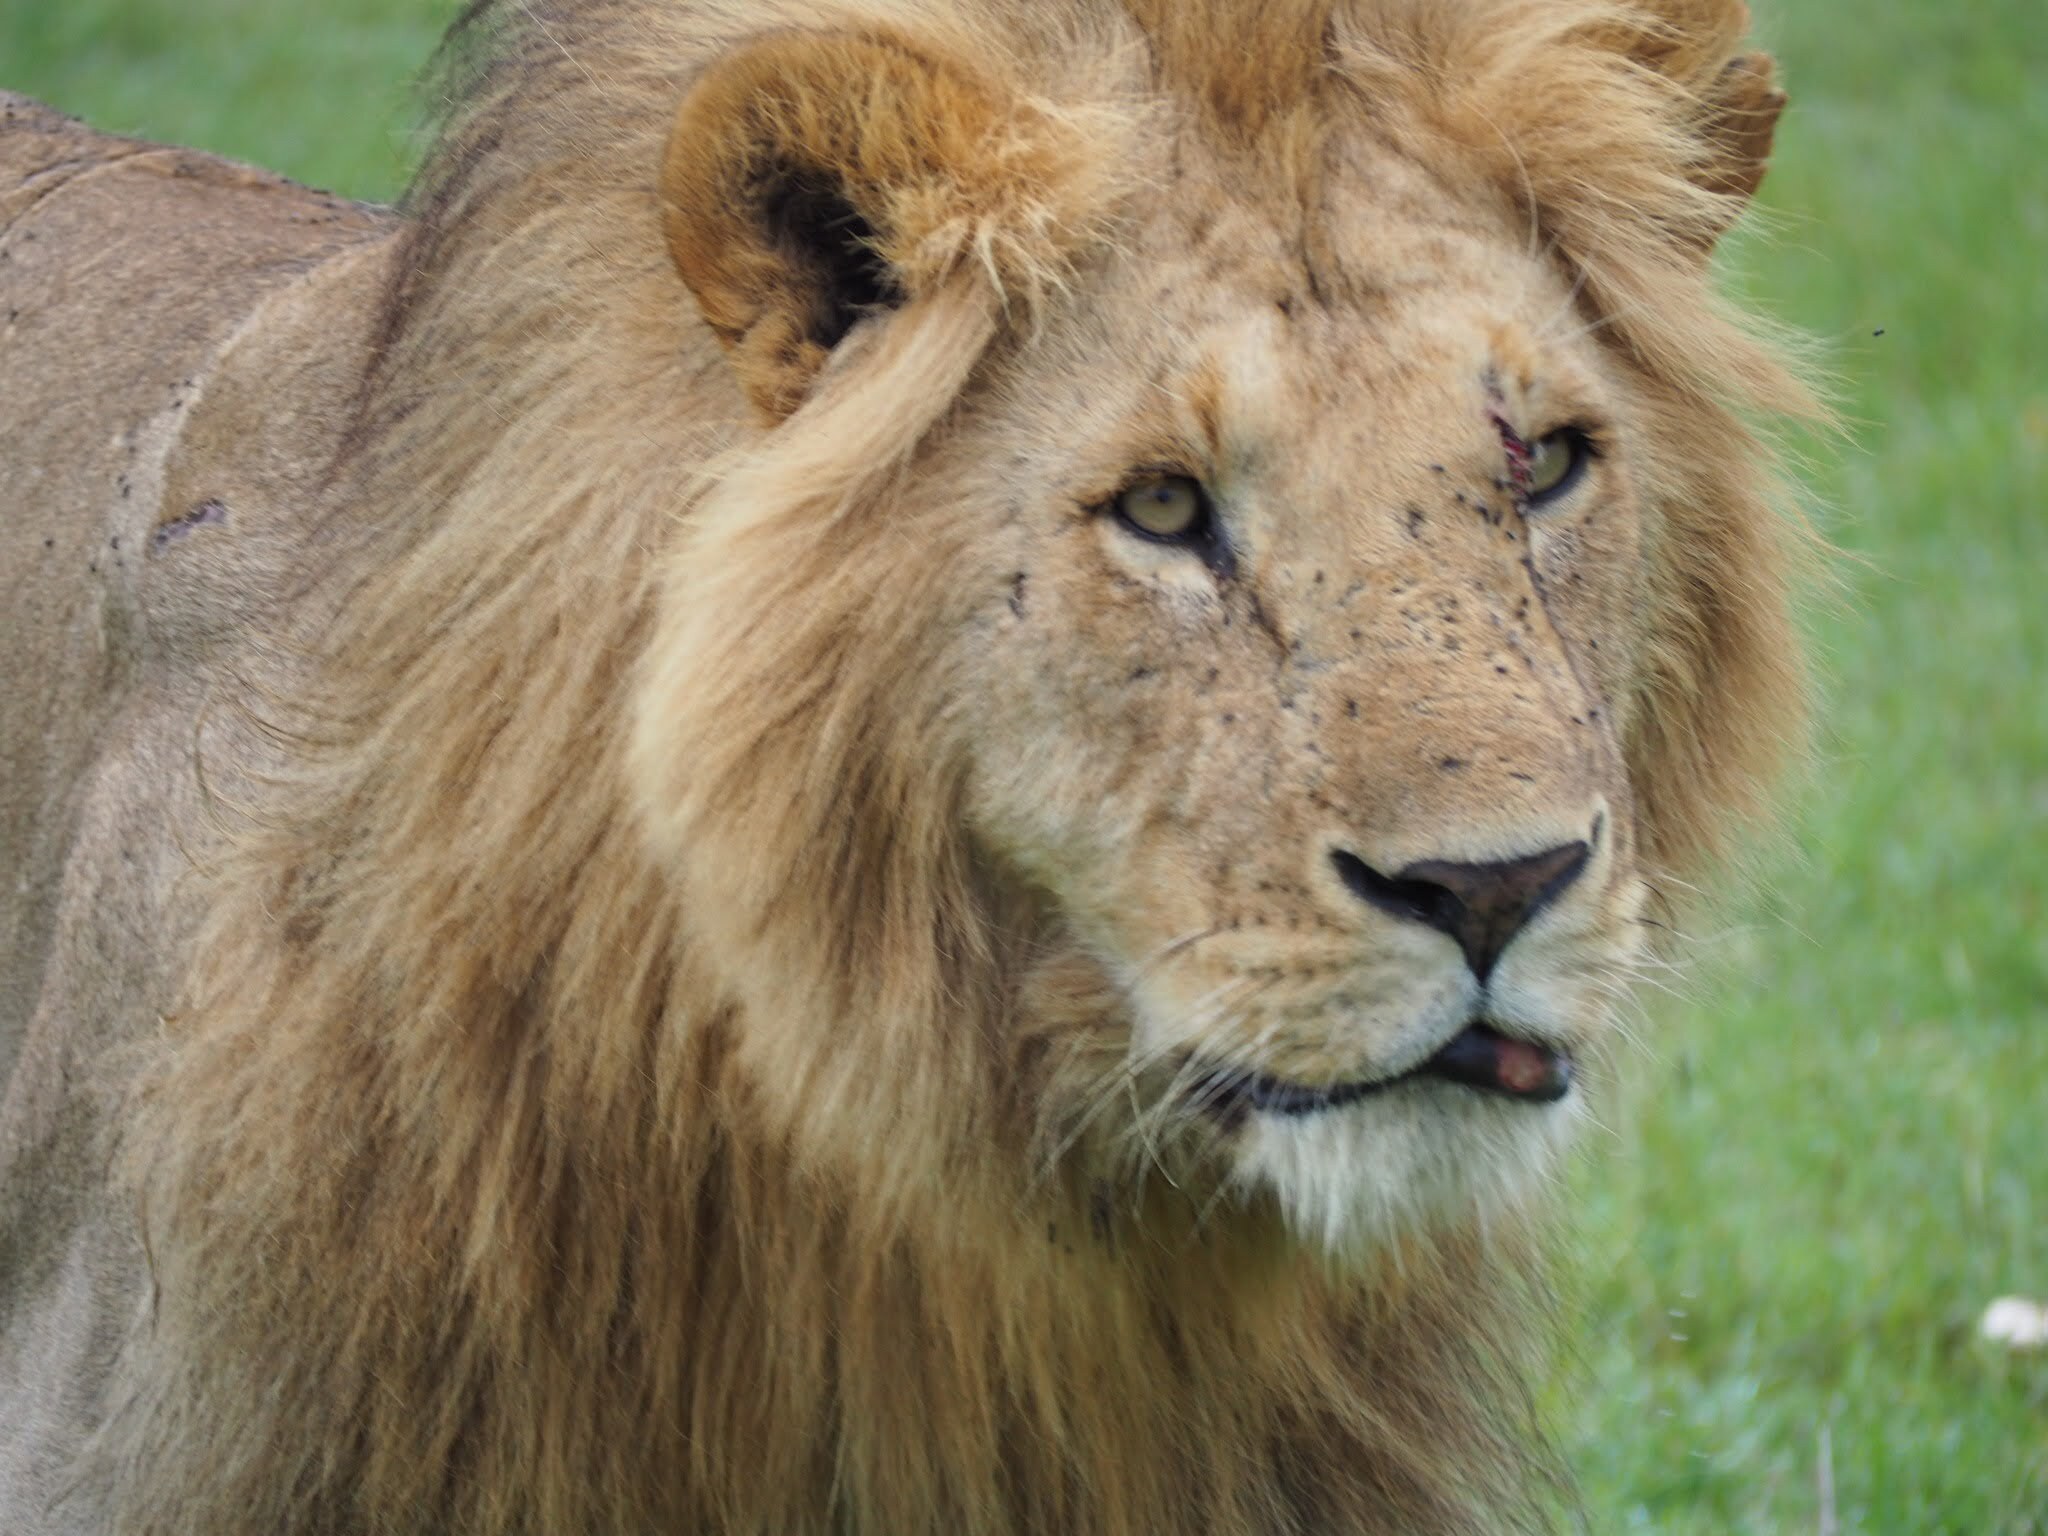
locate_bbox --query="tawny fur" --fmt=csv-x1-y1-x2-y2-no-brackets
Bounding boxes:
0,2,1818,1533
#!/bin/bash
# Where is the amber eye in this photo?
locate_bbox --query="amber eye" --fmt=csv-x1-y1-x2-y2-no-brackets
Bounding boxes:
1113,474,1211,543
1524,430,1590,506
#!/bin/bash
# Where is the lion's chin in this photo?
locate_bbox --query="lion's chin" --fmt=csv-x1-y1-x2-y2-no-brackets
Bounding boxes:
1230,1080,1582,1260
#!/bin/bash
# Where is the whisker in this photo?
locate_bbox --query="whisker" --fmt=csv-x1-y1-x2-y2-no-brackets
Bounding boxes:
1143,923,1226,970
1104,975,1291,1180
1037,973,1270,1177
1532,247,1592,340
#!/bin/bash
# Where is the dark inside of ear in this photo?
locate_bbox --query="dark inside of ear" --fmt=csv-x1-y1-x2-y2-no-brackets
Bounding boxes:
662,27,1098,420
761,170,900,351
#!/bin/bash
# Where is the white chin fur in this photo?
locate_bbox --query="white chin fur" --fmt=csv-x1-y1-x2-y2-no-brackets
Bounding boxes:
1232,1082,1582,1260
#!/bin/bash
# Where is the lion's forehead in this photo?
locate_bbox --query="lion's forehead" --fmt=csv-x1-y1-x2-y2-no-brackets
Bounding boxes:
1121,121,1548,313
1080,191,1596,474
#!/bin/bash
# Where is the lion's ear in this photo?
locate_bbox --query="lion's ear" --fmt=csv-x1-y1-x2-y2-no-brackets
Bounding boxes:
662,30,1110,420
1611,0,1786,249
1686,51,1786,247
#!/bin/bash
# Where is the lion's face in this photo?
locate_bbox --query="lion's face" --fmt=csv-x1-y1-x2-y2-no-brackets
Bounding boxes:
647,11,1801,1260
937,142,1647,1248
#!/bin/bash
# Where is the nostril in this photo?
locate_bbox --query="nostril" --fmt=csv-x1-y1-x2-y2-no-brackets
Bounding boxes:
1331,839,1592,982
1330,850,1463,934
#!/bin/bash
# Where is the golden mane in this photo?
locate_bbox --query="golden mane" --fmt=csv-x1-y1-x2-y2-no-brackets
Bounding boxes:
83,2,1814,1532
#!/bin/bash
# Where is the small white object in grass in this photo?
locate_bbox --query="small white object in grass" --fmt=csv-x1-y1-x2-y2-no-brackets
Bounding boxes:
1979,1297,2048,1349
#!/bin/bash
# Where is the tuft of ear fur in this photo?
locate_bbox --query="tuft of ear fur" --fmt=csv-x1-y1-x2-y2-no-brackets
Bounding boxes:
1608,2,1786,248
1687,51,1785,227
661,29,1120,419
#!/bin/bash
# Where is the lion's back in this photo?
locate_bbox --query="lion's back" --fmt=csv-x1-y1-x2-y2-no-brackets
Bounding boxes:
0,93,398,1530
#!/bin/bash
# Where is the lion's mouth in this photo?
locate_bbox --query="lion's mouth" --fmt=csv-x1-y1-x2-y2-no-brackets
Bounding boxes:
1200,1023,1572,1117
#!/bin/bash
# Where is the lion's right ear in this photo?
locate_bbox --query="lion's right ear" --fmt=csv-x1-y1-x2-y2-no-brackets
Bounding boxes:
662,31,1114,420
1683,51,1787,250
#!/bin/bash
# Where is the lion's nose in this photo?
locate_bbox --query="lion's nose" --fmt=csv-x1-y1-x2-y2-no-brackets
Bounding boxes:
1330,840,1591,982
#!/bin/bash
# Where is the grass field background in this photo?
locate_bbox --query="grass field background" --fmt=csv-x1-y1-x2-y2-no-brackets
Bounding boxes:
3,1,2042,1529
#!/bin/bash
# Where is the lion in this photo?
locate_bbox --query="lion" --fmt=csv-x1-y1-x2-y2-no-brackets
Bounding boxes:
0,1,1814,1531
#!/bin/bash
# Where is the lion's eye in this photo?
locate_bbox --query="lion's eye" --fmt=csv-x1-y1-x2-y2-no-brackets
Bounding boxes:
1113,474,1211,543
1523,430,1590,506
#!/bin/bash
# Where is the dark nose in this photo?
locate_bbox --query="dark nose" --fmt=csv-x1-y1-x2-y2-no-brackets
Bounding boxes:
1331,840,1591,982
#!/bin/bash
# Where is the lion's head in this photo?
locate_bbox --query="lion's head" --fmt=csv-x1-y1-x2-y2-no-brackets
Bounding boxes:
628,0,1809,1255
98,2,1815,1530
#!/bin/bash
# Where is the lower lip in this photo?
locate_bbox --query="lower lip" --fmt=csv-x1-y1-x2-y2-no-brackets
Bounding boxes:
1204,1024,1572,1117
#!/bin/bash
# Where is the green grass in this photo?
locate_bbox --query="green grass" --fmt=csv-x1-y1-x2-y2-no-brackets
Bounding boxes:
0,0,447,198
4,2,2042,1529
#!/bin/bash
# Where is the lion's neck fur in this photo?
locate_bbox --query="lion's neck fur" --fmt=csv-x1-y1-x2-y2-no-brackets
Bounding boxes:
119,914,1559,1536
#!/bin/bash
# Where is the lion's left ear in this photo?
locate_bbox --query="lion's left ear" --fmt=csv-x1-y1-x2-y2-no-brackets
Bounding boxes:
1683,51,1787,249
661,30,1114,420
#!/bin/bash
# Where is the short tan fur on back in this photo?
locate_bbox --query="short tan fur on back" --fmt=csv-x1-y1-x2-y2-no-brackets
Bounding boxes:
0,2,1815,1533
